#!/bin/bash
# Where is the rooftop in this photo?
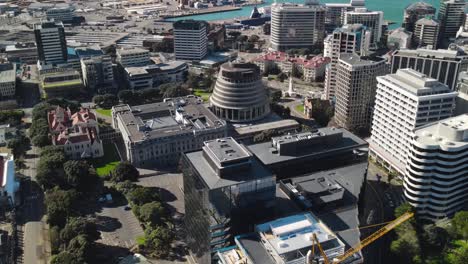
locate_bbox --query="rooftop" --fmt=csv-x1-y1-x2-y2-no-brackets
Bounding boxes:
247,128,368,166
395,46,467,59
338,53,386,67
184,138,273,190
414,114,468,148
416,17,439,26
173,20,207,30
125,61,187,76
0,64,15,83
234,119,300,136
378,68,453,96
112,97,225,144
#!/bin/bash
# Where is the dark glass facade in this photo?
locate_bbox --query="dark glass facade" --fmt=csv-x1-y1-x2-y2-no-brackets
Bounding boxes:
182,154,276,264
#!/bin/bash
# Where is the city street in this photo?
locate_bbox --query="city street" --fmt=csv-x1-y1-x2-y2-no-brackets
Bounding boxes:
361,162,405,264
18,146,51,264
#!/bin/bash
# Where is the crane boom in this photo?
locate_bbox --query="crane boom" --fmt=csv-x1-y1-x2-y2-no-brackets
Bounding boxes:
312,233,330,264
333,212,414,263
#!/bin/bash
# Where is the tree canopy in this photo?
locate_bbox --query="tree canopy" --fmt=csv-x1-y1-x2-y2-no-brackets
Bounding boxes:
111,161,139,182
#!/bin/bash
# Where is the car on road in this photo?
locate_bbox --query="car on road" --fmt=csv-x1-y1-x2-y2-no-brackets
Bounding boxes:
124,205,131,211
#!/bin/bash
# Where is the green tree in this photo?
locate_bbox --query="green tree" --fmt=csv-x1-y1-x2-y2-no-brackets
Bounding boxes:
32,102,53,121
395,202,414,218
92,95,104,106
45,188,79,227
422,224,449,251
60,217,100,246
277,72,288,82
101,94,119,108
31,134,51,147
144,226,174,258
66,235,91,261
113,180,137,196
270,90,282,104
127,187,160,206
7,134,30,158
50,251,79,264
446,240,468,264
138,201,166,227
63,160,97,191
50,226,61,254
158,83,190,99
111,161,139,182
451,211,468,240
390,229,421,264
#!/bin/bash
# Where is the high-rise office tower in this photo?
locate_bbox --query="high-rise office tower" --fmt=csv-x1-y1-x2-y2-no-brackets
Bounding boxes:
404,114,468,221
324,24,371,99
33,19,67,65
391,46,468,91
270,1,326,51
324,0,365,31
173,20,208,61
438,0,466,41
344,8,384,49
413,17,440,49
402,2,436,33
334,54,387,133
369,69,457,174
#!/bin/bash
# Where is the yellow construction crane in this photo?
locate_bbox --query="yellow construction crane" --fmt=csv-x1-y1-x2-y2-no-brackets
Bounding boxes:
309,212,414,264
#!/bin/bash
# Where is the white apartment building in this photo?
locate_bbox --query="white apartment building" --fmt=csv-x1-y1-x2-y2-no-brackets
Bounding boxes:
387,28,413,50
414,18,440,49
33,20,68,65
270,1,326,51
344,8,384,49
323,24,370,99
455,71,468,115
370,69,458,174
0,64,16,98
173,20,207,61
438,0,466,40
116,47,150,68
124,61,188,90
335,54,387,133
404,114,468,221
81,55,114,93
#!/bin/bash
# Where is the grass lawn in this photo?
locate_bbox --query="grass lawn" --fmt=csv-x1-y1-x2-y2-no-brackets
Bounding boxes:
96,108,112,117
193,89,212,102
295,104,305,113
93,143,121,177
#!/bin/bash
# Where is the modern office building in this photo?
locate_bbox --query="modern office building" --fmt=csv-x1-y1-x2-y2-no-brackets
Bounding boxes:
182,137,276,263
270,1,326,51
210,62,270,123
455,72,468,115
391,46,468,91
0,64,16,99
112,97,226,167
247,128,369,179
173,20,208,61
116,47,150,68
123,61,188,90
45,4,75,23
4,43,38,64
402,2,436,33
324,0,365,31
370,69,458,174
40,68,84,98
413,17,440,49
404,114,468,221
80,55,114,94
438,0,466,41
344,8,384,49
387,28,413,50
335,54,387,133
33,20,68,65
323,24,371,99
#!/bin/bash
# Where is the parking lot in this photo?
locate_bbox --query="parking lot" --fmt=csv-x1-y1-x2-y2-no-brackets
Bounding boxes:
96,202,144,249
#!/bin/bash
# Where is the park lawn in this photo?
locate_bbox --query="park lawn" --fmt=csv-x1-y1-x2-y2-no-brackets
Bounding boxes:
295,104,305,113
96,108,112,117
193,89,212,102
92,144,120,177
